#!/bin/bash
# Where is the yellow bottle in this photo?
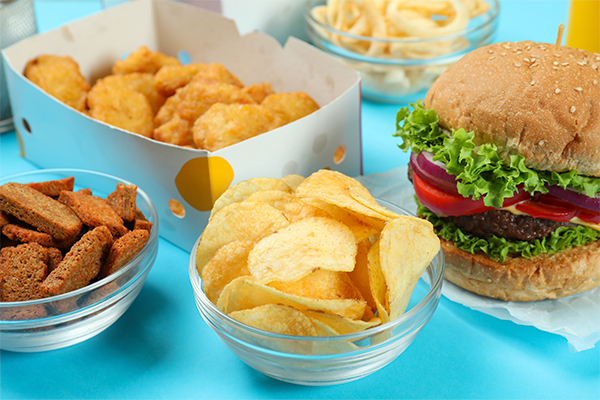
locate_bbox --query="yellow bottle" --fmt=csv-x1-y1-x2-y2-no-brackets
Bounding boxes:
566,0,600,53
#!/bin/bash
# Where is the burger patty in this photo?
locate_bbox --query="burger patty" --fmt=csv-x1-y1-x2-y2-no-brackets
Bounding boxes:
447,210,574,241
407,166,574,241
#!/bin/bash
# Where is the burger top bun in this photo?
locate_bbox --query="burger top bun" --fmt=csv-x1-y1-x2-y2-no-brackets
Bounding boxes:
424,41,600,178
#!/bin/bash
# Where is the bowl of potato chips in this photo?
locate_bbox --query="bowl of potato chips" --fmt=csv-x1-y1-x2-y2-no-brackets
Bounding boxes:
189,170,444,385
304,0,499,103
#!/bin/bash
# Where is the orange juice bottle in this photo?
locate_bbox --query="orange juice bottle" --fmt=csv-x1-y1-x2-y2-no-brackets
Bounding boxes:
566,0,600,52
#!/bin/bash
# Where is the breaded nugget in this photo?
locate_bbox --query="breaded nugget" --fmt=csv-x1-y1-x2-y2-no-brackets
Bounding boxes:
92,73,166,115
87,86,154,137
40,226,113,296
2,223,76,249
154,79,255,147
154,63,207,96
261,92,320,127
193,103,281,151
58,190,129,237
100,229,150,278
0,242,48,302
112,45,181,75
0,182,82,241
241,82,275,104
154,87,185,127
106,182,138,222
24,55,91,112
190,63,244,88
26,177,75,197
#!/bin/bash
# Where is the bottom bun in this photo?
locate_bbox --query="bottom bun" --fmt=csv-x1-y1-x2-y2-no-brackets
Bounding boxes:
441,238,600,301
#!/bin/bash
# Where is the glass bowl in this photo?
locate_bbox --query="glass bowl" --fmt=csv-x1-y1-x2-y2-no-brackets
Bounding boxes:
0,168,159,352
304,0,499,103
189,199,444,385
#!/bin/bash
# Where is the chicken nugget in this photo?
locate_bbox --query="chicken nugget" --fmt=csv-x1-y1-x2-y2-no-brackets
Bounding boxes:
154,87,185,127
92,73,166,114
261,92,320,127
241,82,275,104
112,45,181,75
154,63,207,97
154,79,255,147
24,55,91,112
190,62,244,88
193,103,281,151
88,86,154,137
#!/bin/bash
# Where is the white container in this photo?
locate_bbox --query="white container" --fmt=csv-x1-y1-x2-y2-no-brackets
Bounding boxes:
2,0,362,251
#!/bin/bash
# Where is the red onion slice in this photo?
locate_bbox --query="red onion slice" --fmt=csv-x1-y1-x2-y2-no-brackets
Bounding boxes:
410,151,460,196
546,185,600,212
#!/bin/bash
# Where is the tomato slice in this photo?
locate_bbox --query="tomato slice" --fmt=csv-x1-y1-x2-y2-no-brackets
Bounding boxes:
413,173,493,216
515,199,576,222
517,194,600,224
413,173,533,216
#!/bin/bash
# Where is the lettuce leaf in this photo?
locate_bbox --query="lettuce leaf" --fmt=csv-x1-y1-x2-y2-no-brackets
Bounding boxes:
395,101,600,208
417,201,600,263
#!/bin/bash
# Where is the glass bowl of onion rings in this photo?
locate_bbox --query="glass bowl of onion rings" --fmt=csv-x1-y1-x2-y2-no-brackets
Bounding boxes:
304,0,499,103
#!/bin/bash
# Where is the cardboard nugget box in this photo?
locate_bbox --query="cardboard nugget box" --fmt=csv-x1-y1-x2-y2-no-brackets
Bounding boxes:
2,0,361,251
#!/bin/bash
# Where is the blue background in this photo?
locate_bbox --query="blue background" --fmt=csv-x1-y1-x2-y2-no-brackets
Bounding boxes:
2,1,598,399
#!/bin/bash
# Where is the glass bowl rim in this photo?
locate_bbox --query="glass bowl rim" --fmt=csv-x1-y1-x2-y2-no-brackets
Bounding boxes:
0,167,159,310
189,198,445,344
304,0,500,45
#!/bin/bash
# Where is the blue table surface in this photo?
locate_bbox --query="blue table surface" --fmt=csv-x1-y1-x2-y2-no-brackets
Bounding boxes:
2,1,599,399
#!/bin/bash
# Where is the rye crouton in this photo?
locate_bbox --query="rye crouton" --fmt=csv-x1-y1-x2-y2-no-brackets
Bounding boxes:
106,182,137,222
0,242,48,302
0,182,83,241
26,177,75,197
58,190,128,237
2,223,77,249
100,229,150,277
40,226,113,296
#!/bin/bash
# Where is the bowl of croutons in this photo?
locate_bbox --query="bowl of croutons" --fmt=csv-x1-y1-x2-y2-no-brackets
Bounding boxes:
0,168,159,352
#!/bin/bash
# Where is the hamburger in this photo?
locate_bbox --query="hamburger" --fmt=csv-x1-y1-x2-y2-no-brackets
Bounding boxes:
394,40,600,301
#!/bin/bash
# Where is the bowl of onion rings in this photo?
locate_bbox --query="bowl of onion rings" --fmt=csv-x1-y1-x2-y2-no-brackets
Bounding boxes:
304,0,499,103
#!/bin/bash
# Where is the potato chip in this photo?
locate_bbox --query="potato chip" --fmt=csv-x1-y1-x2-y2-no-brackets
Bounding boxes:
348,239,377,311
201,239,254,304
379,216,440,319
210,177,292,219
267,269,364,301
294,169,398,223
280,174,305,191
309,318,339,336
245,190,329,223
229,304,318,337
367,240,390,323
195,201,289,275
302,310,382,335
247,217,357,284
299,197,381,242
219,278,367,320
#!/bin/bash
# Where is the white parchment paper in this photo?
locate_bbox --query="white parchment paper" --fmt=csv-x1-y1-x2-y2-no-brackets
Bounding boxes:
355,166,600,352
